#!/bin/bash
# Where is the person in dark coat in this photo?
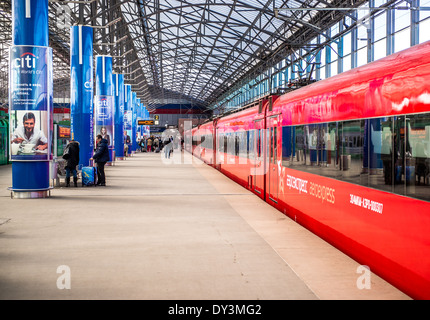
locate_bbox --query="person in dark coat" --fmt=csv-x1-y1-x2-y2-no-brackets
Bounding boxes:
63,139,80,187
91,134,110,186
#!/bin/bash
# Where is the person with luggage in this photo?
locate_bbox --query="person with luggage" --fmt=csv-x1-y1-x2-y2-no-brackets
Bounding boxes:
147,136,153,152
90,134,110,186
124,130,131,157
153,136,160,152
63,139,80,187
163,135,173,159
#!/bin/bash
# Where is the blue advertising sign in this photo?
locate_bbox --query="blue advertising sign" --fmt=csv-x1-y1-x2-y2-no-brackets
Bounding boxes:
114,73,125,158
94,95,114,148
70,25,94,168
9,45,52,161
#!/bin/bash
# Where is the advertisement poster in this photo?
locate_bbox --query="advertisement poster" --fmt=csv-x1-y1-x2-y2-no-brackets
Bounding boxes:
124,110,132,143
94,95,114,147
9,45,52,161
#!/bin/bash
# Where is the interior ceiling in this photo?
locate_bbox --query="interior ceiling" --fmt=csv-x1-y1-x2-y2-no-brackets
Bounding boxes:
0,0,373,113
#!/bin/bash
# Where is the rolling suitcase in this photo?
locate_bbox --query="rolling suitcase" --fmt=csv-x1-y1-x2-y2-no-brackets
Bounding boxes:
82,166,97,186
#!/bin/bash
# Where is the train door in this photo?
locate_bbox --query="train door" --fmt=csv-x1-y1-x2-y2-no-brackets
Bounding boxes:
267,115,279,204
253,119,265,198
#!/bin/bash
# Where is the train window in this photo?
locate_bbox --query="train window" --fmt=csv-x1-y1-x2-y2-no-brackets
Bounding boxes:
257,130,262,158
227,133,235,157
393,116,407,196
270,127,274,162
313,123,342,180
340,120,368,187
291,125,307,167
247,131,250,159
327,122,341,177
282,126,293,167
368,117,394,194
235,134,239,156
405,114,430,201
248,130,255,159
277,115,429,202
273,127,277,164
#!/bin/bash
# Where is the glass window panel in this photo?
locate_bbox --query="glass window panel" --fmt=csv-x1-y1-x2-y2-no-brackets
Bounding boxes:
343,32,352,56
420,0,430,20
340,120,368,186
374,0,387,6
319,66,326,80
357,25,368,49
248,130,255,159
292,126,307,167
394,27,410,52
282,126,292,167
320,48,326,66
357,3,368,20
357,47,368,67
344,16,352,26
331,61,338,76
393,116,406,196
313,123,342,179
405,113,430,201
343,54,351,72
327,122,342,178
369,118,394,193
374,12,387,41
419,18,430,43
395,6,411,32
330,46,337,63
374,38,387,61
331,23,339,37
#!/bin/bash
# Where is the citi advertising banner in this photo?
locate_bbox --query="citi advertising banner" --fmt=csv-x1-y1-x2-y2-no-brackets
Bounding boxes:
9,45,52,161
94,95,114,148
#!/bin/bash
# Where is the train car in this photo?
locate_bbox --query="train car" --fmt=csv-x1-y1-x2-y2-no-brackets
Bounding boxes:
192,120,216,166
189,41,430,299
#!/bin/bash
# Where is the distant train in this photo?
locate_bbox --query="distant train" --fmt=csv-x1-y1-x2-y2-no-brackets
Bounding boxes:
187,41,430,300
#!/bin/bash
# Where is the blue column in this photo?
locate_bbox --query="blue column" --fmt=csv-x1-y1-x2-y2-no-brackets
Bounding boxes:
131,91,138,153
124,84,132,156
70,25,94,168
9,0,53,198
136,98,141,143
95,55,114,165
114,73,125,159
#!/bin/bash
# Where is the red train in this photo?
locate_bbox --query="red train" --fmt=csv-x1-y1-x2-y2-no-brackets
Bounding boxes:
187,41,430,300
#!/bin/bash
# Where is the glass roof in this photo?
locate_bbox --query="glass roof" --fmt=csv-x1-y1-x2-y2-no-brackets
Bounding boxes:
0,0,371,112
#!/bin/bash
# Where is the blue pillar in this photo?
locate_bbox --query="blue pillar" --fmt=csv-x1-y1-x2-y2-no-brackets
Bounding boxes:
9,0,53,198
124,84,132,156
131,91,138,153
114,73,125,159
70,25,94,168
136,98,141,143
95,55,114,165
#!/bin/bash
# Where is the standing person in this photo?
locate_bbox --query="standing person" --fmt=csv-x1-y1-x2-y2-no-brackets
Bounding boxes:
91,134,110,186
139,137,146,152
124,130,131,157
153,136,159,152
163,135,172,159
147,136,153,152
63,139,80,187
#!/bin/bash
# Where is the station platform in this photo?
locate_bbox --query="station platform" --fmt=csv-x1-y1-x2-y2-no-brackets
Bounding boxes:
0,151,411,300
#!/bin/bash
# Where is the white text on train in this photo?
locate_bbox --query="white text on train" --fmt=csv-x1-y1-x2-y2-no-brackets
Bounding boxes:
286,174,308,194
